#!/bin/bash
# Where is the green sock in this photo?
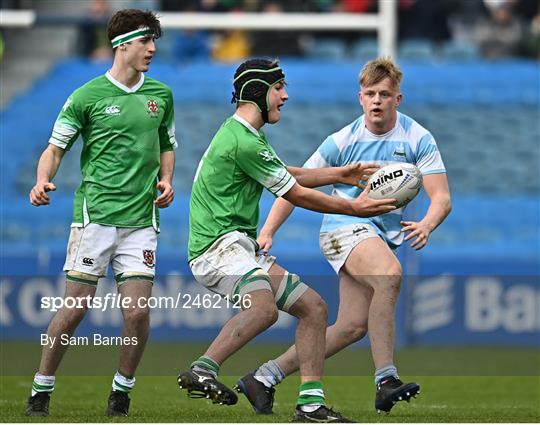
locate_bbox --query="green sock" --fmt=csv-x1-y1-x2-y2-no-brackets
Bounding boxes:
297,380,325,408
190,355,220,377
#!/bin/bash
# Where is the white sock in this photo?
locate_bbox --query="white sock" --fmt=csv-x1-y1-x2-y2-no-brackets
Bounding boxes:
375,364,399,385
112,371,135,393
254,360,286,388
299,403,323,413
32,373,55,396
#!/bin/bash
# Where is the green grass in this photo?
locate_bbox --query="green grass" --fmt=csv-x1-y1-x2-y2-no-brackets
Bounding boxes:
1,343,539,422
2,376,539,422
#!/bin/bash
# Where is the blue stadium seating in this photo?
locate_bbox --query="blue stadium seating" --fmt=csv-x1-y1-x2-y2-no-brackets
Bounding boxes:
351,38,379,61
1,59,538,264
305,38,348,60
398,39,437,61
441,41,480,61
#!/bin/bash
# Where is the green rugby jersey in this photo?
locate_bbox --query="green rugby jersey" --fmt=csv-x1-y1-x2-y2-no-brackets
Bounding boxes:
49,72,177,229
188,115,296,262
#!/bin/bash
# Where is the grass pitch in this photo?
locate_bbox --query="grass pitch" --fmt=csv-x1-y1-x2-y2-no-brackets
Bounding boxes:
1,343,538,422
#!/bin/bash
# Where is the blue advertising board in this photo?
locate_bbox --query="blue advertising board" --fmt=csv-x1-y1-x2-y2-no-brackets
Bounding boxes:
1,255,538,346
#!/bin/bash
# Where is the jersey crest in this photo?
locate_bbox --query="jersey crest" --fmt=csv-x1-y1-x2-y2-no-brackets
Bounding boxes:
142,249,155,268
392,142,407,159
147,100,159,117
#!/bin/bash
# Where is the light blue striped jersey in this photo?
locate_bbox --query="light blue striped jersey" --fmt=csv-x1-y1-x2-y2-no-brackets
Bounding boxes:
303,111,446,249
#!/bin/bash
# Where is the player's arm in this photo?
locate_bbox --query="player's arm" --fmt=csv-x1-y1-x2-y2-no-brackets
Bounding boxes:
257,197,295,252
259,166,379,251
29,144,66,206
258,162,381,251
155,150,175,208
287,163,379,189
156,88,177,209
283,183,395,218
401,173,451,250
260,183,396,252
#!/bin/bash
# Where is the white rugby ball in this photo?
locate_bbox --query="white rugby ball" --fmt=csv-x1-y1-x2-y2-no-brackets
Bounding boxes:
367,163,423,208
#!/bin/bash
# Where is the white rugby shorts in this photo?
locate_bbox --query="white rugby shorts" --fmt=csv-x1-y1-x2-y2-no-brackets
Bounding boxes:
63,223,157,282
190,230,310,310
319,222,380,274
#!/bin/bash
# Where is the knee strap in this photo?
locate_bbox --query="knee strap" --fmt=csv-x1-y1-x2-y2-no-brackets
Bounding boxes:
275,272,309,313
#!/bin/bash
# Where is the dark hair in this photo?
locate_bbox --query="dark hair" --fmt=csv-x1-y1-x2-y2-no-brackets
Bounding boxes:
107,9,162,48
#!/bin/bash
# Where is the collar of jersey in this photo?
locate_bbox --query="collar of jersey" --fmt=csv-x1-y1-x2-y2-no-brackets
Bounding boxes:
232,113,260,137
105,71,145,93
362,112,400,139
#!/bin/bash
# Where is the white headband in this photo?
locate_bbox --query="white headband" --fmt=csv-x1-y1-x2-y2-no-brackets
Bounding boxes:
111,27,154,48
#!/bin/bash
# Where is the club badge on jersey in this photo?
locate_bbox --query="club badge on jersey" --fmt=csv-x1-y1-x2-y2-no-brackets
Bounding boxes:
147,100,159,118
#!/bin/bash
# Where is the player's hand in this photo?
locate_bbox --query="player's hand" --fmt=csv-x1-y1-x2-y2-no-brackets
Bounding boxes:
256,232,273,254
29,182,56,206
341,162,379,188
352,185,396,217
155,180,174,208
401,220,431,250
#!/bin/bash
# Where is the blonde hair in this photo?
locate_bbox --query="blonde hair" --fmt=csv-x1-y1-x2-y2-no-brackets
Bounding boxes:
359,57,403,90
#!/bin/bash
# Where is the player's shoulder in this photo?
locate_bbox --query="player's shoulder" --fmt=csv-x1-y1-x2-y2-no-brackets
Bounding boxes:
142,76,173,96
210,117,240,147
70,75,109,100
397,111,431,139
327,115,364,149
222,117,257,141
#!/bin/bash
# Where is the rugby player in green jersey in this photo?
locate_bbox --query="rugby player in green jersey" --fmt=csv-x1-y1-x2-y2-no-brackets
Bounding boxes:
26,9,177,417
177,58,395,423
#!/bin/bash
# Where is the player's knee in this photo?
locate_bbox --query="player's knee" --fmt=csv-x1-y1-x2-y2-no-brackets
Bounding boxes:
124,306,150,325
310,294,328,321
66,306,88,324
388,261,403,279
257,303,279,328
58,303,88,330
373,262,402,293
294,291,327,322
337,321,368,344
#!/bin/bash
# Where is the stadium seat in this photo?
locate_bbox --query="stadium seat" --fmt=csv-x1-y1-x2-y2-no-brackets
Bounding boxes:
1,60,538,261
350,38,379,61
305,38,347,60
441,41,480,61
398,39,436,61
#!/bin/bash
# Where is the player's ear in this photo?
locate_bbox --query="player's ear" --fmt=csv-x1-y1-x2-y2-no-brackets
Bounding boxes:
396,93,403,107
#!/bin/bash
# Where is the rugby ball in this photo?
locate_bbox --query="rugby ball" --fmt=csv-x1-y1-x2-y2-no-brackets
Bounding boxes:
367,163,423,208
